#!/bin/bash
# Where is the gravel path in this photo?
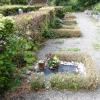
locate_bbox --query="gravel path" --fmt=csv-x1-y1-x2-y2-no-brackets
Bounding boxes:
12,13,100,100
37,13,100,70
13,89,100,100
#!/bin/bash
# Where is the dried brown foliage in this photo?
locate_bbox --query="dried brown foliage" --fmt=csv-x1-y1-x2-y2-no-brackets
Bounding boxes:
13,7,56,41
47,53,98,90
51,28,81,38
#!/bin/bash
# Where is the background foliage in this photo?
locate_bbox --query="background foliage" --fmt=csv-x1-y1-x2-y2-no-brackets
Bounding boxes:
0,15,16,94
0,0,28,5
49,0,100,11
0,14,37,95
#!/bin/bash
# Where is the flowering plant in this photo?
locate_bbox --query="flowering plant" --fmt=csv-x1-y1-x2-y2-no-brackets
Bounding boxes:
48,55,60,69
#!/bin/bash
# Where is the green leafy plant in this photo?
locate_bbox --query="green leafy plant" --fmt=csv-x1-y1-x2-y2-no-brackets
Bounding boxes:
48,55,60,69
64,6,73,12
49,0,69,6
41,19,55,39
41,28,55,39
50,16,62,29
56,9,65,19
0,0,11,4
0,15,38,95
10,33,38,68
0,15,17,94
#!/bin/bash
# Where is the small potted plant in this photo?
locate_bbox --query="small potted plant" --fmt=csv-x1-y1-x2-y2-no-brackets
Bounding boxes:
38,60,45,70
47,55,60,70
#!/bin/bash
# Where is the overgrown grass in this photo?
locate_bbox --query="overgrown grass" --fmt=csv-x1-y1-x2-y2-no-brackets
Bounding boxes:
49,73,86,90
63,19,77,25
51,28,81,38
29,53,98,91
55,7,65,19
47,53,98,90
30,73,45,91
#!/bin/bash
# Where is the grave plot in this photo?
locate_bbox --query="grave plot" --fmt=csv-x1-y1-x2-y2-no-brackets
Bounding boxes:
29,53,98,90
51,28,81,37
51,13,82,38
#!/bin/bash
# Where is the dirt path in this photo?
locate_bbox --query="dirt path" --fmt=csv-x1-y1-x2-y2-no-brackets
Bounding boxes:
15,13,100,100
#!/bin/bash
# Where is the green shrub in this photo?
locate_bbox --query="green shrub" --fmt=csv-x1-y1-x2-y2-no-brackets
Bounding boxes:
49,0,60,6
49,16,62,29
49,0,100,11
24,51,37,65
41,27,55,39
56,8,65,19
49,0,69,6
13,51,37,68
78,0,100,8
11,0,28,5
0,15,16,94
10,33,38,68
48,8,62,28
64,6,73,12
41,19,55,39
0,5,41,16
0,0,11,4
0,15,38,94
93,3,100,12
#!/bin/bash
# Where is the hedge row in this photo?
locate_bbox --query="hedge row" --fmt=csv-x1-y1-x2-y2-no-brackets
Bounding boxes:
13,6,61,41
51,28,81,38
0,5,42,16
13,6,82,41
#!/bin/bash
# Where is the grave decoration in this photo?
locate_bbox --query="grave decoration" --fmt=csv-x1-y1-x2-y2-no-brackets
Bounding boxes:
36,54,86,76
